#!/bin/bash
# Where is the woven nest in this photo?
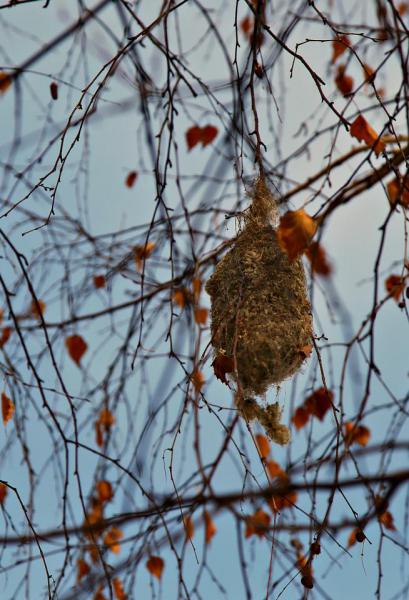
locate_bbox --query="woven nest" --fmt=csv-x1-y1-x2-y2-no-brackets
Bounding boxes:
205,178,313,444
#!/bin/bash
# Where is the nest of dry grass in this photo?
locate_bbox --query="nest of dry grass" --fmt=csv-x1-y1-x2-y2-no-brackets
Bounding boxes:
205,178,313,444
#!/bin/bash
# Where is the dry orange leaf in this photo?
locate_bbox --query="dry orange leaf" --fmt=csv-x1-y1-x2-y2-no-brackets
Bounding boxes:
266,460,285,479
204,510,217,544
298,553,314,589
398,2,408,15
84,498,104,532
30,299,46,319
173,289,186,308
192,277,202,299
93,587,107,600
379,510,396,530
201,125,218,147
292,405,310,430
95,422,103,447
173,287,190,309
93,275,106,289
385,274,405,302
0,308,3,324
277,209,317,260
77,558,90,583
2,392,14,426
387,176,409,208
297,552,309,571
65,334,88,365
0,71,12,94
99,408,115,428
212,354,234,385
269,491,298,512
95,408,115,447
245,509,271,538
103,527,123,554
186,125,218,151
0,326,11,348
192,370,205,393
348,528,365,547
304,387,334,421
240,15,252,37
350,114,385,156
362,63,375,83
113,578,127,600
194,307,208,326
305,242,332,276
331,35,350,63
134,241,156,270
299,343,313,360
335,64,354,96
184,515,194,541
146,555,164,580
255,434,270,459
88,543,100,564
96,480,114,504
186,126,202,150
269,476,298,512
0,482,7,504
254,61,263,79
345,422,371,446
347,529,357,547
125,171,138,188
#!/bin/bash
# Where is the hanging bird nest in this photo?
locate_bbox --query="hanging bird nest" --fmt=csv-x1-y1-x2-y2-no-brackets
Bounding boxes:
205,178,313,444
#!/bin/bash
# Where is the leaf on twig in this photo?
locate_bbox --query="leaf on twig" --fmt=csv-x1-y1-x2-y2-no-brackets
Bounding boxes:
2,392,14,426
113,577,127,600
0,71,11,94
331,35,350,63
304,388,334,421
0,482,7,504
385,274,405,302
184,515,194,541
245,509,271,538
134,242,156,270
146,556,164,580
30,299,46,319
103,527,123,554
335,65,354,95
77,558,90,583
277,209,317,260
191,370,205,393
204,510,217,544
186,125,218,150
255,434,270,459
350,114,385,156
212,354,234,384
0,326,11,348
194,307,208,325
292,405,310,430
344,422,371,446
305,242,332,276
96,480,114,504
93,275,106,289
65,334,88,365
125,171,138,188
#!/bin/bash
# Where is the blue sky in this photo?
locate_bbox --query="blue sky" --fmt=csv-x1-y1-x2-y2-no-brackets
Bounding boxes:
0,1,408,599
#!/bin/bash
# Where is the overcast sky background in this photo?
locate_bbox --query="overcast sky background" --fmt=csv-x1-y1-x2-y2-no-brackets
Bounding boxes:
0,1,408,599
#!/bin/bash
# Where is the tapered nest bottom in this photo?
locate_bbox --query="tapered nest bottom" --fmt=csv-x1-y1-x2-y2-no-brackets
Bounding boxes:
206,224,313,397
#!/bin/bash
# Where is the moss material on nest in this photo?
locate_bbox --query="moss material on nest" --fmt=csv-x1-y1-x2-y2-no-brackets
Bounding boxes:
205,178,313,443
